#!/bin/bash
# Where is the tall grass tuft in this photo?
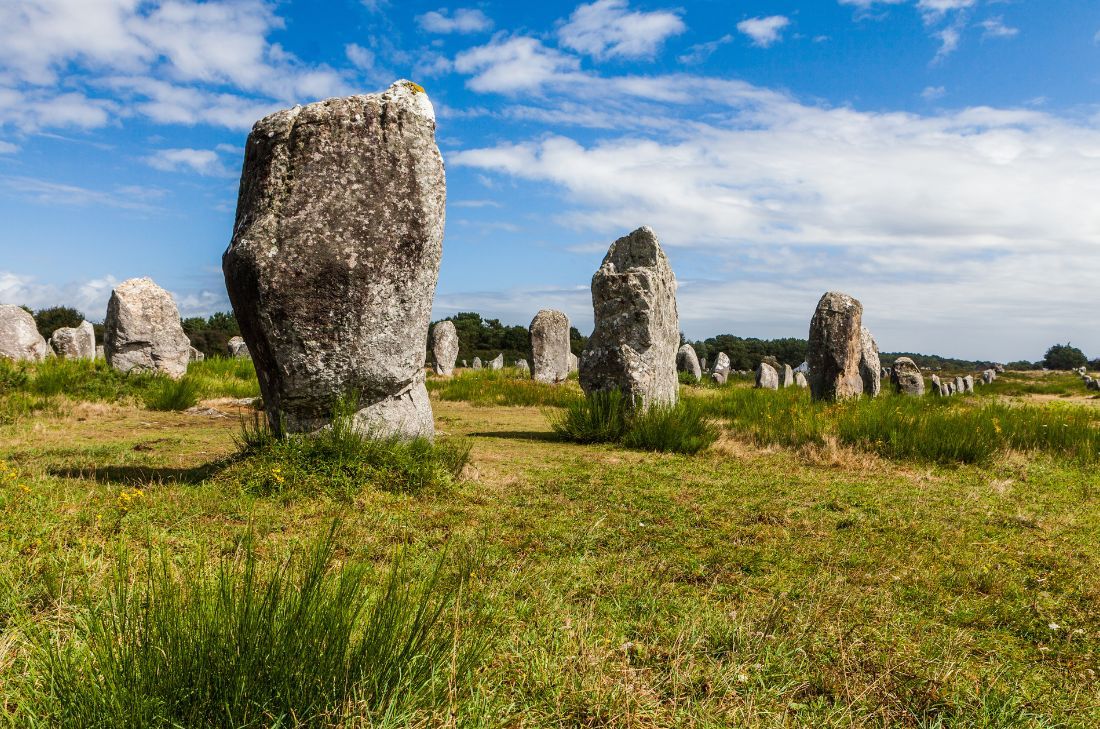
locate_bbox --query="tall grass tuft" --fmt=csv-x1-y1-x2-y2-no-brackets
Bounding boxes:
39,523,485,728
428,368,582,408
552,390,719,454
186,356,262,399
551,390,629,444
143,376,202,411
692,386,829,448
232,398,471,497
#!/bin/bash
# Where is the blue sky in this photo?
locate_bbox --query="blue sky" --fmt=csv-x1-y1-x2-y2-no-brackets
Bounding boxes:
1,0,1099,361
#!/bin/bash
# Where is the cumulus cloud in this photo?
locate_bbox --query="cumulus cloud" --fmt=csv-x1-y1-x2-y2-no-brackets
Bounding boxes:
678,35,733,65
145,147,231,176
558,0,685,60
417,8,493,34
737,16,791,48
921,85,946,100
916,0,977,24
0,271,120,318
0,175,167,211
453,36,582,93
979,17,1019,39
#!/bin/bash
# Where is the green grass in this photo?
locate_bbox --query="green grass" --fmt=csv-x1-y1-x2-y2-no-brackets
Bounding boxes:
552,390,719,454
186,356,262,400
37,523,485,728
977,371,1092,398
428,368,582,408
227,402,471,498
143,376,202,411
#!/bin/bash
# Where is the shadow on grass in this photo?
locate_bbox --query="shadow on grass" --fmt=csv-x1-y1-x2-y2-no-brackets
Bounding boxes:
48,460,232,486
469,430,561,443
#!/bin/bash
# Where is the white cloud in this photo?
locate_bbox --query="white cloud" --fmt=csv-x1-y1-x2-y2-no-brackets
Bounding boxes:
737,16,791,48
917,0,977,22
921,85,946,100
0,175,167,211
0,271,121,319
0,140,17,154
345,43,376,71
558,0,685,60
979,17,1019,39
417,8,493,34
453,36,582,93
450,78,1100,359
678,34,733,65
933,24,962,62
145,147,230,176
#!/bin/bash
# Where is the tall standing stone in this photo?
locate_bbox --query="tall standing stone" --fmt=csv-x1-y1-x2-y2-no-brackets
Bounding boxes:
755,362,779,390
529,309,571,384
472,357,482,369
103,277,191,378
431,320,459,376
50,320,96,360
712,352,730,375
858,326,881,397
488,353,504,371
223,81,445,438
0,305,48,362
676,344,701,382
962,374,975,393
807,291,864,401
579,226,679,411
890,357,925,396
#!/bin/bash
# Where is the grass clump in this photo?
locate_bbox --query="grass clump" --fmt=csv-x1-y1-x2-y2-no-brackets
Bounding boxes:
552,390,718,454
186,356,262,399
232,399,470,497
692,386,829,448
143,376,202,411
428,368,582,408
38,523,485,728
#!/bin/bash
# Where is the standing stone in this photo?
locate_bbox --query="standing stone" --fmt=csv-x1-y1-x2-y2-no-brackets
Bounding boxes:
858,326,881,398
472,357,482,369
461,359,467,368
189,346,205,362
95,344,105,360
579,226,679,411
515,358,529,373
982,368,996,384
761,355,781,372
807,291,864,401
529,309,571,384
755,362,779,390
713,352,730,375
50,320,96,360
431,320,459,376
676,344,702,382
0,305,49,362
931,374,942,395
222,81,444,438
568,352,579,373
890,356,925,396
103,277,190,378
711,370,727,385
780,363,794,388
488,353,504,371
954,376,965,394
994,364,1005,374
227,336,250,359
962,375,975,394
794,371,808,389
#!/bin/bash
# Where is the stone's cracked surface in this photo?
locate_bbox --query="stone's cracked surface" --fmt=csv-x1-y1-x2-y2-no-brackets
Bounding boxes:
529,309,571,384
0,305,48,362
431,320,459,376
104,277,191,378
579,226,679,411
807,291,864,402
222,81,445,438
50,320,95,360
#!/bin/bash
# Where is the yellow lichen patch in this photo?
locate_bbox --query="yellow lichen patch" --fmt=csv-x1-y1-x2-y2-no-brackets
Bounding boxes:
402,80,425,94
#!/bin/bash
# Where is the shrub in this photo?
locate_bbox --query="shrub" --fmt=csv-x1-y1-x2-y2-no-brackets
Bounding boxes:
551,390,629,444
39,524,485,727
0,358,29,394
622,400,719,454
231,400,470,497
143,376,201,412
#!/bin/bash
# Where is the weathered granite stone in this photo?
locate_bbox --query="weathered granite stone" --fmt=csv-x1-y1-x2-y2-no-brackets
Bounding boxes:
529,309,571,384
1089,379,1100,392
780,363,794,388
515,358,529,373
954,376,965,394
472,357,482,369
794,371,808,389
488,353,504,371
228,336,250,359
711,370,727,385
676,344,702,382
50,320,95,360
755,362,779,390
461,359,467,368
858,326,881,397
579,226,679,411
962,375,975,393
807,291,864,401
431,320,459,376
712,352,730,374
189,346,205,362
994,364,1005,373
222,81,444,438
95,344,105,359
982,368,996,384
947,381,956,395
569,352,579,373
931,374,942,395
104,277,190,378
0,305,48,362
890,356,925,396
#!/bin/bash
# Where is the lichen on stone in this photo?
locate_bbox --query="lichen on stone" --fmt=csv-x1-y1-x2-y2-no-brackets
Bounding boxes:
402,80,425,94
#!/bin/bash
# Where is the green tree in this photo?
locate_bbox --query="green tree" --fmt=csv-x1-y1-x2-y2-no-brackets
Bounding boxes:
33,306,85,339
182,312,240,358
1042,343,1087,371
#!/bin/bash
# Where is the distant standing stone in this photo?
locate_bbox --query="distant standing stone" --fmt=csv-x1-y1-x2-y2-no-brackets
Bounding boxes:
529,309,571,384
761,355,781,372
228,336,250,359
189,346,205,362
807,291,864,401
515,358,529,373
568,352,579,373
780,363,794,388
50,320,95,360
431,320,459,376
713,352,730,375
676,344,702,382
954,376,965,394
95,344,105,360
461,359,467,368
981,368,996,384
890,356,925,396
931,374,942,395
579,226,679,411
222,82,445,438
794,371,808,389
488,353,504,370
962,375,974,393
0,305,49,362
472,357,482,369
711,370,727,385
858,326,881,397
104,277,190,378
755,362,779,390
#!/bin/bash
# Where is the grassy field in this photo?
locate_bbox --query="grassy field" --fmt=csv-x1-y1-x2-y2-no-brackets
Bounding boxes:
1,365,1099,726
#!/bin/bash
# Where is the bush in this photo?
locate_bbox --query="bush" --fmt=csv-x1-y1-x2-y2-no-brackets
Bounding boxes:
39,524,485,727
1043,343,1088,371
231,399,470,497
553,390,719,454
143,376,201,412
551,390,629,444
0,358,29,394
32,306,84,339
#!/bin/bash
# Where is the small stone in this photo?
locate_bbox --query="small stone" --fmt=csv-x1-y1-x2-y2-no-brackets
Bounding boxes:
858,326,881,397
962,375,974,393
472,357,482,369
488,353,504,371
431,320,459,376
515,358,529,373
713,352,730,374
676,344,702,381
755,362,779,390
0,305,49,362
711,370,727,385
227,336,250,359
794,371,808,389
780,363,794,388
189,346,205,362
50,320,96,360
569,352,579,373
